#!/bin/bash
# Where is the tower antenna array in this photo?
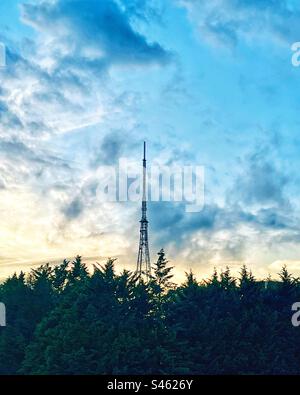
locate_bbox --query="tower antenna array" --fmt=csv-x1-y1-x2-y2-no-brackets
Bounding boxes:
136,142,151,279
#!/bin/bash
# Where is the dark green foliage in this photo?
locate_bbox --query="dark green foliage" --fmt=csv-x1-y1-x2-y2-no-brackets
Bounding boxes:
0,255,300,375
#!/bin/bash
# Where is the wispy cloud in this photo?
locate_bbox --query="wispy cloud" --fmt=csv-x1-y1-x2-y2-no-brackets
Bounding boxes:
179,0,300,47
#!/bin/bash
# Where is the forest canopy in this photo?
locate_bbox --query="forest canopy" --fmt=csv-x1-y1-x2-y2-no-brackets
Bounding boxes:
0,250,299,375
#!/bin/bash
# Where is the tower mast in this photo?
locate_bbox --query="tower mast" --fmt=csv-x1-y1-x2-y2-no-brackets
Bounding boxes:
136,142,151,280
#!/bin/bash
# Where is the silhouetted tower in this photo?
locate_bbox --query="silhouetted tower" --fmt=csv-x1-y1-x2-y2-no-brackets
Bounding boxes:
136,142,151,279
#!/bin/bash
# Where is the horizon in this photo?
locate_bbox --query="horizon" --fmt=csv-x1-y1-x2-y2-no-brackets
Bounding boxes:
0,253,295,285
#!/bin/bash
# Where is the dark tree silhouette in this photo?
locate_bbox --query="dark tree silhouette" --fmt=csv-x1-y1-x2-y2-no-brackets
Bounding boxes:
1,252,300,375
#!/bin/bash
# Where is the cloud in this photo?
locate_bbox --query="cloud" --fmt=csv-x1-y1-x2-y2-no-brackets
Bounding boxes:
91,130,125,167
151,202,297,247
179,0,300,47
232,148,289,208
0,0,172,145
118,0,163,22
150,145,296,249
0,0,172,213
150,202,219,244
62,197,84,219
148,143,299,272
21,0,171,68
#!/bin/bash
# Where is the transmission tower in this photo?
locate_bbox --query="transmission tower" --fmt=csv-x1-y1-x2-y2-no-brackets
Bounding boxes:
136,142,151,280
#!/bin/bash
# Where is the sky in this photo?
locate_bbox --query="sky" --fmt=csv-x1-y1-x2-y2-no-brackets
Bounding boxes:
1,0,300,282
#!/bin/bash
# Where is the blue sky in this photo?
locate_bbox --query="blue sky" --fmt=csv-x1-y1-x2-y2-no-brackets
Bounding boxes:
1,0,300,281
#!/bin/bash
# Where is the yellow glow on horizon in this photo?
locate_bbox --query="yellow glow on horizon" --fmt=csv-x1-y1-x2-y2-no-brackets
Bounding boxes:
1,188,300,284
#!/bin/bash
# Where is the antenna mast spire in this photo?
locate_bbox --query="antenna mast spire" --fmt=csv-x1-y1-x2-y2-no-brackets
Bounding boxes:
136,142,151,280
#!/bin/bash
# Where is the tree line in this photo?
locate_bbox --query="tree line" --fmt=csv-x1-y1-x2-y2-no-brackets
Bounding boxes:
0,250,300,375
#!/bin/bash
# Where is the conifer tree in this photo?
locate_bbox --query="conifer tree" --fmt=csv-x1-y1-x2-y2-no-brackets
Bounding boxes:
220,266,236,290
2,256,300,375
68,256,88,284
150,249,174,314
